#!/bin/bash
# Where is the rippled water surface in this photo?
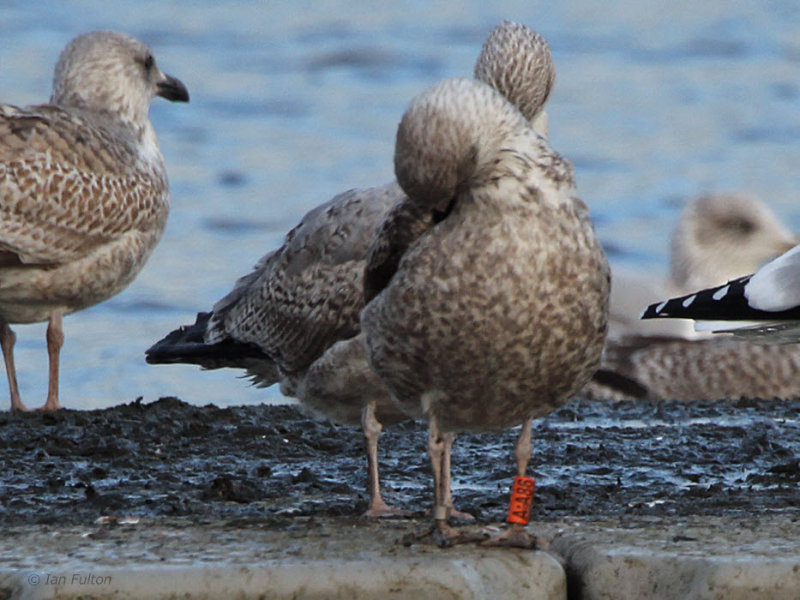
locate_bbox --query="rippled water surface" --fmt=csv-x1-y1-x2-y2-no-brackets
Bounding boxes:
3,1,800,408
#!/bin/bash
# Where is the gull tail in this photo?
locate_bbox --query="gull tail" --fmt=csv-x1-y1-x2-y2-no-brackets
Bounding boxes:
145,312,266,371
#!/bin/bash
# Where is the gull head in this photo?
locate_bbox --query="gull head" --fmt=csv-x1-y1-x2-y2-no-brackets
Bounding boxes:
393,77,528,213
474,21,555,134
50,31,189,129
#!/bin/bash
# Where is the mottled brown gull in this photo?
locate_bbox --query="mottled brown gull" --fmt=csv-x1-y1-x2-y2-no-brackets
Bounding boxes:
588,334,800,401
0,31,189,411
147,21,555,518
361,77,609,546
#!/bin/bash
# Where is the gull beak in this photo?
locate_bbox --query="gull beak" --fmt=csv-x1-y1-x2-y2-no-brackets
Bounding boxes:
156,73,190,103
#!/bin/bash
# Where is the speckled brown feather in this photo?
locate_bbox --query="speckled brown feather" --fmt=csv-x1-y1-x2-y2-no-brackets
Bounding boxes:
205,184,403,377
1,30,187,411
585,335,800,401
362,78,610,432
151,22,561,430
0,104,167,268
363,198,435,304
474,21,555,125
0,31,186,326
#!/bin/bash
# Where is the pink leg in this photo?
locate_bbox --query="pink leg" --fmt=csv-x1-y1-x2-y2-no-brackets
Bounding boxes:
515,416,533,477
427,415,463,542
440,432,473,520
483,418,536,548
361,400,411,517
41,312,63,411
0,316,27,411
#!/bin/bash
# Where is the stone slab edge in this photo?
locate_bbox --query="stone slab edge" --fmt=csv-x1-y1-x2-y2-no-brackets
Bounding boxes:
553,535,800,600
0,551,565,600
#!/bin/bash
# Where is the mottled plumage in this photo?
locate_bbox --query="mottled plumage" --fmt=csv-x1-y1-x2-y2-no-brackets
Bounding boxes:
589,335,800,401
473,20,554,136
207,185,402,379
147,21,556,518
1,31,188,411
362,78,609,544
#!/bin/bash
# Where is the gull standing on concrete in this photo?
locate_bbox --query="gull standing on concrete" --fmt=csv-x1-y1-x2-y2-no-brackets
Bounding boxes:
361,78,610,546
0,31,189,411
146,21,556,518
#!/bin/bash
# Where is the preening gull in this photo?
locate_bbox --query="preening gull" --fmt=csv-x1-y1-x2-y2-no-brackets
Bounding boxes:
1,31,188,411
642,243,800,343
361,78,609,546
146,21,557,518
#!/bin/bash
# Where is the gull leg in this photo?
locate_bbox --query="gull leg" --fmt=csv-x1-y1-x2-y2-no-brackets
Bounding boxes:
41,312,63,411
426,415,467,545
514,416,533,477
483,417,536,548
440,432,473,520
361,400,411,517
0,317,27,411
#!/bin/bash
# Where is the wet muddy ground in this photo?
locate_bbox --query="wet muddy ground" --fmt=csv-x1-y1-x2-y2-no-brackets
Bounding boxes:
2,396,799,529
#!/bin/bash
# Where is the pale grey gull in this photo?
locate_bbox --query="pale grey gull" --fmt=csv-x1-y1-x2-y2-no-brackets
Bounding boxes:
585,193,800,400
609,192,797,341
1,31,189,411
361,77,610,546
146,21,557,519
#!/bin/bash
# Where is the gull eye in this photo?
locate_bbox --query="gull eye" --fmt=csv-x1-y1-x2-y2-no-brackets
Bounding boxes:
143,54,154,70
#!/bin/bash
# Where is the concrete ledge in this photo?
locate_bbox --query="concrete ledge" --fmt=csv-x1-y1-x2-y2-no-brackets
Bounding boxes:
1,553,565,600
550,516,800,600
2,516,799,600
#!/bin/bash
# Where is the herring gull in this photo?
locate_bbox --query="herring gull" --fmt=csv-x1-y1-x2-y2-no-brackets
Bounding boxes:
1,31,189,411
585,193,799,400
146,21,557,518
642,243,800,343
361,77,610,546
587,334,800,401
609,192,797,341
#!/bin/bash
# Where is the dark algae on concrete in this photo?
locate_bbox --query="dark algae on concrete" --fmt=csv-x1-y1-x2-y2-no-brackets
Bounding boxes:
1,396,799,528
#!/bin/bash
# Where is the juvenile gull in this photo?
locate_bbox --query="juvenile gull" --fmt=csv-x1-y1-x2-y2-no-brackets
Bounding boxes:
361,78,609,546
147,21,556,517
1,31,189,411
587,334,800,400
609,192,797,341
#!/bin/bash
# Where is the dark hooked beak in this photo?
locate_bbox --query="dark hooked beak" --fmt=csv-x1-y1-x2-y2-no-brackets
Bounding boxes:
156,73,190,103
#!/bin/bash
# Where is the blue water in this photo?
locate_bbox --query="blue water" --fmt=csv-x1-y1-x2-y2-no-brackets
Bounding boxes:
3,1,800,408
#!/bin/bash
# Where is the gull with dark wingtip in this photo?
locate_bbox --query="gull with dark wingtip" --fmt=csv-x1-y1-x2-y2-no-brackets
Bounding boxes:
642,243,800,343
146,21,557,519
584,193,800,401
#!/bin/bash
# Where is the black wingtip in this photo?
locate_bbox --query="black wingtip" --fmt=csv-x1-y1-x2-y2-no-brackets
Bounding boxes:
145,311,269,370
640,275,756,321
145,312,211,364
591,369,649,399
